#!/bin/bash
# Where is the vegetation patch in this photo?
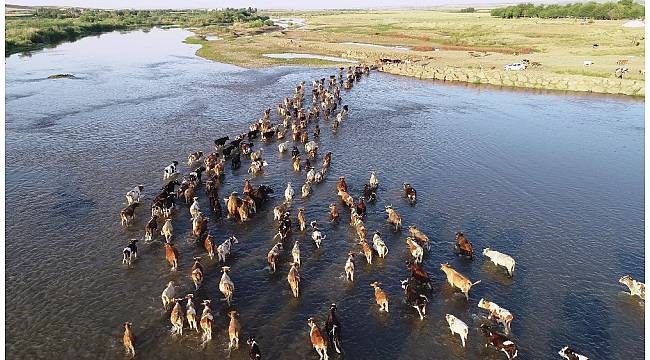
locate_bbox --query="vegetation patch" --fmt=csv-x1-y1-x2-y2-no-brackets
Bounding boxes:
5,7,271,56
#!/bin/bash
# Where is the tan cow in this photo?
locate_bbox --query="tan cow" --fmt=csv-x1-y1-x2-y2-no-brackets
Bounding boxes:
440,263,481,299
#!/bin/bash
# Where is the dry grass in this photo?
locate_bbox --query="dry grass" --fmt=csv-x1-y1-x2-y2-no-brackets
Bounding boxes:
189,10,645,82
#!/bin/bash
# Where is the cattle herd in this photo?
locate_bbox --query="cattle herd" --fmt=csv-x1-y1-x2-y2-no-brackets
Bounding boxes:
118,64,644,360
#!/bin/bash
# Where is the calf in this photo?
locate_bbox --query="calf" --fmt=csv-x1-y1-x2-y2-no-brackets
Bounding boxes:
440,263,481,299
292,156,302,172
405,237,423,264
445,314,468,348
311,221,326,248
217,235,239,263
170,298,185,335
483,248,516,277
401,279,428,320
122,239,138,266
344,252,355,282
219,266,235,306
165,242,179,271
125,185,144,205
385,206,402,230
200,300,214,344
329,203,339,222
228,311,241,350
191,257,204,290
478,298,514,334
408,225,430,251
363,184,377,202
325,304,342,354
297,208,307,231
619,275,645,300
336,176,348,193
403,182,417,203
359,239,373,264
214,136,229,149
185,294,198,332
247,336,262,359
615,67,629,78
583,60,593,67
406,261,432,289
356,197,367,217
455,232,474,259
372,232,388,258
161,281,175,310
123,322,135,358
369,171,379,189
307,318,329,360
120,203,139,227
481,325,518,359
558,346,590,360
292,241,301,267
161,218,173,243
187,151,203,165
370,281,389,313
284,182,295,202
189,197,201,218
267,242,283,273
163,161,179,180
144,215,158,241
287,262,300,298
338,189,354,208
202,234,215,259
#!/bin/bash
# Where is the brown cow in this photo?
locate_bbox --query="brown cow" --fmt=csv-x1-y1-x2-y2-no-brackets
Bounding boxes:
165,242,179,271
455,231,474,259
203,234,215,260
481,325,518,359
225,192,241,219
336,176,348,193
406,261,432,288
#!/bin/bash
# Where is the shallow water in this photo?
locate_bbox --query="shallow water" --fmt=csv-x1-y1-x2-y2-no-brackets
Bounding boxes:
339,42,410,51
263,53,357,63
5,28,644,360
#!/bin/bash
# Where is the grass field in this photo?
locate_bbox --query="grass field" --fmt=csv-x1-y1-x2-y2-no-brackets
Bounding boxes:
190,10,645,94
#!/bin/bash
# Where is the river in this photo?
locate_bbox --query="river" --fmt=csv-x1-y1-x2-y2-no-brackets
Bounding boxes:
5,28,644,359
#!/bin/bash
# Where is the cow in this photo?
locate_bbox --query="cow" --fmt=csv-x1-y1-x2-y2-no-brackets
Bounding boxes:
481,325,518,359
478,298,514,334
445,314,468,348
483,248,516,277
455,232,474,259
440,263,481,300
619,275,645,300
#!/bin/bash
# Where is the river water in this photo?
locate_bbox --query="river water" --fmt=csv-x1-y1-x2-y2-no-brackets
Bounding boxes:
5,28,644,359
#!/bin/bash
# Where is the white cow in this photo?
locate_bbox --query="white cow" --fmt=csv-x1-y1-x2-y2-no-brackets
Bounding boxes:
483,248,516,277
558,346,590,360
163,161,179,179
306,168,316,183
216,236,239,263
125,185,144,205
372,232,388,258
583,60,593,66
284,182,294,202
478,298,514,334
161,281,175,309
189,197,201,218
619,275,645,300
369,171,379,188
445,314,468,348
311,221,326,248
278,141,289,153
